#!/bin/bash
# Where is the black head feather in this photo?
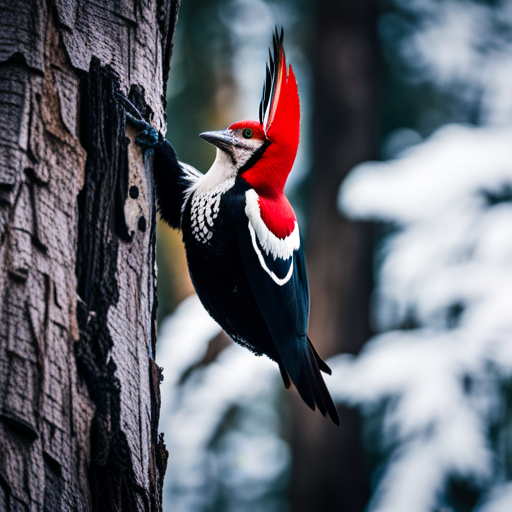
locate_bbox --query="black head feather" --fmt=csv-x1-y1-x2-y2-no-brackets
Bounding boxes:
259,27,285,125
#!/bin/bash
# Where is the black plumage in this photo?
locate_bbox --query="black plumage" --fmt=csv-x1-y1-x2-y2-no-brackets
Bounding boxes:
152,153,340,425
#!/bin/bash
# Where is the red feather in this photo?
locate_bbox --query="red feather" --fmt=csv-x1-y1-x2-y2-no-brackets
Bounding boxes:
258,194,296,239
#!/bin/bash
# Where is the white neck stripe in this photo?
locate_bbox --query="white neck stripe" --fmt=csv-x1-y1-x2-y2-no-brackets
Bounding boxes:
248,222,294,286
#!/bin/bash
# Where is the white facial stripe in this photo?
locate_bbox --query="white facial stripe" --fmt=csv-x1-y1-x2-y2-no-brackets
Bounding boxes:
248,221,294,286
230,132,264,169
245,189,300,261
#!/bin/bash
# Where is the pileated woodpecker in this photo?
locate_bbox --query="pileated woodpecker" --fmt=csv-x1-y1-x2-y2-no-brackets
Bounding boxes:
120,29,339,425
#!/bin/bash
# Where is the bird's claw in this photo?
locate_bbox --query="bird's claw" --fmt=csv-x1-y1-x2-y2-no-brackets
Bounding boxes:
135,126,159,149
124,111,149,130
115,92,160,149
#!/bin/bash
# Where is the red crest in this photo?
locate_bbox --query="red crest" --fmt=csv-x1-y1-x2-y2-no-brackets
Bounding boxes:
242,28,301,198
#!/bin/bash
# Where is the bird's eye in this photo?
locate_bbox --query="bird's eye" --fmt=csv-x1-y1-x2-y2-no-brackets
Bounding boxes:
243,128,253,139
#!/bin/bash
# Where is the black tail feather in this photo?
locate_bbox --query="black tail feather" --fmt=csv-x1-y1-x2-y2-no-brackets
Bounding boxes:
307,343,340,426
279,364,291,389
307,357,327,417
307,336,332,375
292,342,340,426
294,364,316,412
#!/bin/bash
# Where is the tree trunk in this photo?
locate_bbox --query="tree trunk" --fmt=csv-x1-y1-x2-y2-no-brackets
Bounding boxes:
290,0,380,510
0,1,179,510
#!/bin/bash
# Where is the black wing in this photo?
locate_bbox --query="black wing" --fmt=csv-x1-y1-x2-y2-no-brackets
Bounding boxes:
153,140,202,229
235,212,340,425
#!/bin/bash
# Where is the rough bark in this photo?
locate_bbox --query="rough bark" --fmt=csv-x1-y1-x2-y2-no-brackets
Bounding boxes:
290,0,380,510
0,0,179,510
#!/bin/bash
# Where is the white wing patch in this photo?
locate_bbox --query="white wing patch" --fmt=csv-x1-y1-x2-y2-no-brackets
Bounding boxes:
190,178,235,244
245,189,300,260
248,222,294,286
245,189,300,286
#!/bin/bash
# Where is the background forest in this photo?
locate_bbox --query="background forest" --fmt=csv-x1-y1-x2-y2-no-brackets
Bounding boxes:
156,0,512,511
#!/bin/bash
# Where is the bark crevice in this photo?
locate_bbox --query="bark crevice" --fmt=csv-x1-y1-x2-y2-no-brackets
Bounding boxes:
75,59,151,512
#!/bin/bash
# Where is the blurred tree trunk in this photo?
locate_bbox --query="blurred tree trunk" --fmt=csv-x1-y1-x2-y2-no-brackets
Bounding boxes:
0,1,179,510
290,0,380,510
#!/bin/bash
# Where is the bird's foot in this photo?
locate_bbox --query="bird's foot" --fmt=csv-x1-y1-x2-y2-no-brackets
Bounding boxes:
115,92,160,149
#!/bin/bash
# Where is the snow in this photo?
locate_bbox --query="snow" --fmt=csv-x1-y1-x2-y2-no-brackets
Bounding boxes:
382,0,512,126
477,484,512,512
332,4,512,508
334,122,512,511
157,295,288,512
158,295,222,399
341,125,512,335
341,125,512,224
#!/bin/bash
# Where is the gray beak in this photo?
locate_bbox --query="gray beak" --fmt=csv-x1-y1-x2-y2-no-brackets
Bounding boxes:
199,130,235,153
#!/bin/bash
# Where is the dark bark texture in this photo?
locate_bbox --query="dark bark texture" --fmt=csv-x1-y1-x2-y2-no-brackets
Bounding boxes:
0,0,179,510
290,0,380,511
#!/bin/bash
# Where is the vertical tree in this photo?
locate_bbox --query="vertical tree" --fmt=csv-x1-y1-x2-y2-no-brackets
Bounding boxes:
290,0,380,510
0,1,179,510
